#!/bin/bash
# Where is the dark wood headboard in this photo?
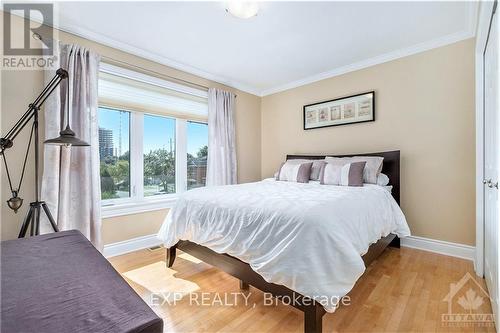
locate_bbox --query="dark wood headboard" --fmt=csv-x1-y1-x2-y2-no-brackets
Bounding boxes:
286,150,400,205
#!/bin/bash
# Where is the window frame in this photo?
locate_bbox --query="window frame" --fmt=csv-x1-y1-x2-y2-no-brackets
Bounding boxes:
99,64,208,218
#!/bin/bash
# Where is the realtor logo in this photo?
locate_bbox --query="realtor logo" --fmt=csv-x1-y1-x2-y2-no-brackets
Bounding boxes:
442,272,495,327
3,3,54,56
2,3,57,70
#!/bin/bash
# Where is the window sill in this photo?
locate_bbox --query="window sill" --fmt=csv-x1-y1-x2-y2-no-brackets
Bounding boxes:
101,197,177,219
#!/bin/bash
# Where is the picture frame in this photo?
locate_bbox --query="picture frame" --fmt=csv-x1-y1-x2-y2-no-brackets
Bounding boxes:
303,91,375,130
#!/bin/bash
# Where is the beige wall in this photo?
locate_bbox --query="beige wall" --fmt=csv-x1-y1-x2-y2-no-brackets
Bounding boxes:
261,39,476,246
1,14,261,243
102,209,168,244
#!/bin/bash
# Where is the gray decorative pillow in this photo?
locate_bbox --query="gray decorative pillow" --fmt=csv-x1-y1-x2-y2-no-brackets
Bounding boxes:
324,156,383,184
283,159,326,180
310,160,326,180
276,161,313,183
320,161,366,186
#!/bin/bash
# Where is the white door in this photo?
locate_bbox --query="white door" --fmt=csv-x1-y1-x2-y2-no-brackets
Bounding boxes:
484,7,499,323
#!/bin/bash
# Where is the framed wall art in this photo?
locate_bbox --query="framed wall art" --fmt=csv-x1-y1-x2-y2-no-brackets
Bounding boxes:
303,91,375,130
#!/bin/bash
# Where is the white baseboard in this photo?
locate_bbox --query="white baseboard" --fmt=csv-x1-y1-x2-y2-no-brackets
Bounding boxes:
103,234,162,258
103,233,475,263
401,235,475,261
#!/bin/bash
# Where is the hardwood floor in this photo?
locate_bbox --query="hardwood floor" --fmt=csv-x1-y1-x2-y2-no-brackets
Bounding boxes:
109,247,495,333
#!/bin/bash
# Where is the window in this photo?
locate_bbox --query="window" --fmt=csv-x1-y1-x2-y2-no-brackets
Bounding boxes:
98,63,209,217
143,115,176,196
187,121,208,190
99,107,130,200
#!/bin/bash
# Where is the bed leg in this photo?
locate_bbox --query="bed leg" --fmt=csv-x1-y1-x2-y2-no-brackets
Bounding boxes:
304,304,325,333
239,280,250,290
389,235,400,248
166,246,176,268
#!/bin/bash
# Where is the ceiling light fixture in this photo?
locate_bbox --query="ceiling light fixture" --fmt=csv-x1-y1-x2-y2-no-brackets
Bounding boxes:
226,1,259,19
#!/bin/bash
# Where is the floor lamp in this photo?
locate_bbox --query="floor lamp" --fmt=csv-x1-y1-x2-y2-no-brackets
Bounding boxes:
0,68,90,238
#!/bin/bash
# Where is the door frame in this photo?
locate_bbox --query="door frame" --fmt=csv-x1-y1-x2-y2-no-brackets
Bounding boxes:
476,1,497,277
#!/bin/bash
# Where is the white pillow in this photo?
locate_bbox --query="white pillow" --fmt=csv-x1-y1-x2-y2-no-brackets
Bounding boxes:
377,173,390,186
283,159,326,180
324,156,383,184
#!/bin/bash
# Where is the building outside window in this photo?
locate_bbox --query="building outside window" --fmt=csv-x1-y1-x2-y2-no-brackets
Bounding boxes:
98,127,114,160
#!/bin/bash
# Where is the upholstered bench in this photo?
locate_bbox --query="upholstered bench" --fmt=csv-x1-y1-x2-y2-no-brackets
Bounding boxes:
1,230,163,333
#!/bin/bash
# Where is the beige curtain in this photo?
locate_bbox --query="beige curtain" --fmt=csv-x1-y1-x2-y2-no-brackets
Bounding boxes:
41,43,102,250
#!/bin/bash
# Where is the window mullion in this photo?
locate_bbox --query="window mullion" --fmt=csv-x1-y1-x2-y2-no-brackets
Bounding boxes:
130,112,144,201
176,119,187,193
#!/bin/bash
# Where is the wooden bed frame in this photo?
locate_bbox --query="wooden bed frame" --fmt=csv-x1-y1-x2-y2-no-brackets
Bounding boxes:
166,150,401,333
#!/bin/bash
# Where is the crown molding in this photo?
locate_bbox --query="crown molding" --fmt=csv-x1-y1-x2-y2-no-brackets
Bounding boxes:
59,22,478,98
55,25,264,97
8,3,479,98
261,2,479,97
260,2,479,96
261,33,475,97
5,8,262,96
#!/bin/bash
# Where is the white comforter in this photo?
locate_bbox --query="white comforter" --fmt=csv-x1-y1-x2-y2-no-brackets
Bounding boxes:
158,179,410,312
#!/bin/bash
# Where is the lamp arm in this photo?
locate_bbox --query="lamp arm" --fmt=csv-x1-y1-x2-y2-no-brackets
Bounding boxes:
0,68,68,152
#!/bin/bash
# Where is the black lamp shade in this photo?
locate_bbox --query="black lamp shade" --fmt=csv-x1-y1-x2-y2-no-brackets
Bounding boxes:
44,125,90,146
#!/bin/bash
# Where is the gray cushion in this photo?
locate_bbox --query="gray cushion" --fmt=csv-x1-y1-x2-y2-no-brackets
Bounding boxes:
320,161,366,186
277,161,313,183
1,230,163,333
324,156,383,184
281,159,326,180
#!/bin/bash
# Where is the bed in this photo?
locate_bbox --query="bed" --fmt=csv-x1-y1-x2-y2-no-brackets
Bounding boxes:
157,150,410,333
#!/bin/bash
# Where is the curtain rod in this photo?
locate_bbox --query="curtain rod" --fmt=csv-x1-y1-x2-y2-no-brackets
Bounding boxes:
34,32,238,97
